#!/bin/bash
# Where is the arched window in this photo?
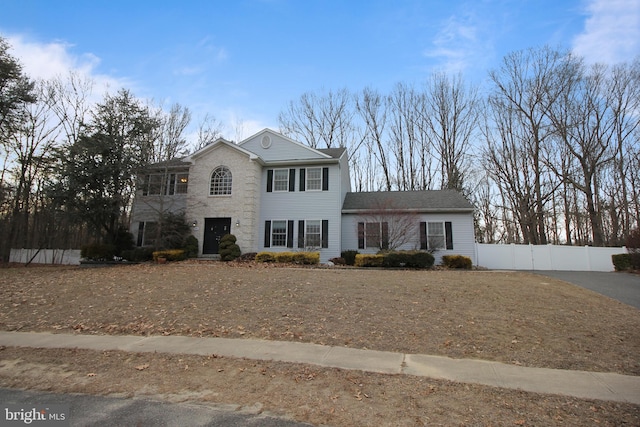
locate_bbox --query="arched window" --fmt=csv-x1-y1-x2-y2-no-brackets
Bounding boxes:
210,166,232,195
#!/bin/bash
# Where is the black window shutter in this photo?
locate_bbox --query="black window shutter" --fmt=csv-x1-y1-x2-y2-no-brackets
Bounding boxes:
266,170,273,192
322,167,329,191
289,169,296,192
298,220,305,248
299,169,306,191
322,220,329,248
420,222,427,250
358,222,365,249
445,221,453,250
264,221,271,247
137,222,145,246
287,220,294,247
381,222,389,249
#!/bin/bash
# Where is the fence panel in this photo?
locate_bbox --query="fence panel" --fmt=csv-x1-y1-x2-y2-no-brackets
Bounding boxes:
475,244,625,272
9,249,81,265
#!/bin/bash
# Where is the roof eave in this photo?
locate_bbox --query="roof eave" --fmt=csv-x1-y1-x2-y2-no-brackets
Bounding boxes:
342,208,474,214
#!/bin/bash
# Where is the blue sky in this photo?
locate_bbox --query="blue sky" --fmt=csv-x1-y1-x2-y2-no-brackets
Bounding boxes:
1,0,639,141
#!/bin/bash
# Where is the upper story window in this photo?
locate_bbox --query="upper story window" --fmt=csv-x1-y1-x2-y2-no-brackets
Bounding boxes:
267,169,295,192
210,166,232,196
306,168,322,191
273,169,289,192
142,173,188,196
175,173,189,194
299,167,329,191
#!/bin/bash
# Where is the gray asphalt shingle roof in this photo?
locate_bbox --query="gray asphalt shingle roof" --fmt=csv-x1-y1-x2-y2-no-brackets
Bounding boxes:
317,147,346,159
342,190,474,212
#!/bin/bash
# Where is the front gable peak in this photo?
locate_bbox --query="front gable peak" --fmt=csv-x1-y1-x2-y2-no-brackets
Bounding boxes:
186,138,259,162
239,128,332,162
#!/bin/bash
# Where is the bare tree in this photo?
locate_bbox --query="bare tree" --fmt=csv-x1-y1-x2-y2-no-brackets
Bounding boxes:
486,46,576,244
547,62,619,246
606,59,640,240
150,102,191,163
422,72,479,194
279,88,357,149
357,197,419,251
355,87,392,190
387,82,424,191
6,80,62,253
194,113,223,150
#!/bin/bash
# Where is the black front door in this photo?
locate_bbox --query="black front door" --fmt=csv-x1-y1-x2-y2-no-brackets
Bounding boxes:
203,217,231,254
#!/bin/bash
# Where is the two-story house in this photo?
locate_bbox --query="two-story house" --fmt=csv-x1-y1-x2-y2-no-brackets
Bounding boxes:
130,128,476,264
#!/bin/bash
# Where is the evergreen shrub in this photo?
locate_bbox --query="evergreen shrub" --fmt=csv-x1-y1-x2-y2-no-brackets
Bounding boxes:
219,234,241,261
441,255,473,269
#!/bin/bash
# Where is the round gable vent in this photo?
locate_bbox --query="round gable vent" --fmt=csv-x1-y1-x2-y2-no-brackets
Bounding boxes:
261,135,271,149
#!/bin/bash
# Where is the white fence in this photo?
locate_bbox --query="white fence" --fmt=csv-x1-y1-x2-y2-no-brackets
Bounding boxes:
475,243,626,272
9,249,81,265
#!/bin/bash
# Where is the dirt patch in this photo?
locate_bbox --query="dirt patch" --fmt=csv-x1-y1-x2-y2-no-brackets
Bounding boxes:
0,263,639,425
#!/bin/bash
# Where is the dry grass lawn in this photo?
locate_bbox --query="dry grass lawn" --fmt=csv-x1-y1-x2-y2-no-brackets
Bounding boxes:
0,262,638,426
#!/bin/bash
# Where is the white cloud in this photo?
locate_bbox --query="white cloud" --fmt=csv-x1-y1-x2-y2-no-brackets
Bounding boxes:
422,5,494,76
572,0,640,64
5,33,132,96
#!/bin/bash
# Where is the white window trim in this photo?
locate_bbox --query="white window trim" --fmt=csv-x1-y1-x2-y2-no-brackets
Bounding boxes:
304,219,322,248
273,169,289,192
210,166,232,196
426,221,445,250
271,219,288,247
305,167,322,191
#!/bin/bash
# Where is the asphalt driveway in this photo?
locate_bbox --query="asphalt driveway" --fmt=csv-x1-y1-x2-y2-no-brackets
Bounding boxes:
533,270,640,310
0,388,311,427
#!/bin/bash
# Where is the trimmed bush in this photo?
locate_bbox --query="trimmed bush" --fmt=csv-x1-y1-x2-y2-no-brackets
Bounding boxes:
219,234,241,261
183,235,199,258
355,251,434,268
355,254,385,267
255,251,320,265
405,251,434,268
255,252,276,262
294,252,320,265
81,243,116,261
341,250,359,266
152,249,186,262
121,247,154,262
274,251,295,263
612,253,632,271
441,255,473,269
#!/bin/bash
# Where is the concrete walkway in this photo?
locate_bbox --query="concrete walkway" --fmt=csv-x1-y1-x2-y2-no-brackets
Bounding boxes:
1,331,639,405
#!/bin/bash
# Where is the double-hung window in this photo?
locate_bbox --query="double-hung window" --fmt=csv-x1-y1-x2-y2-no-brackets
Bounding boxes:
271,220,288,247
143,174,163,195
427,222,445,250
273,169,289,192
420,221,453,250
357,222,389,250
306,168,322,191
305,220,322,247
